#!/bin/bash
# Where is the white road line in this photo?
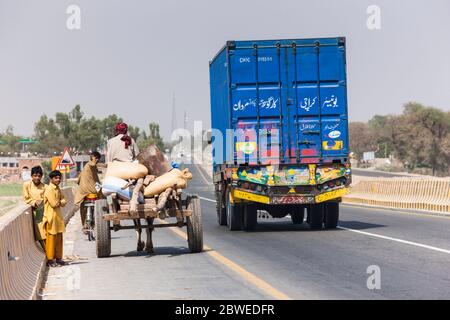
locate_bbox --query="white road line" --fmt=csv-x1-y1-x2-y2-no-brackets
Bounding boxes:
198,196,216,203
196,196,450,255
194,165,210,184
338,226,450,255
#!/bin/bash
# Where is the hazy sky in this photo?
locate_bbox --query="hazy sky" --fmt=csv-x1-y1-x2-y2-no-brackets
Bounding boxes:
0,0,449,139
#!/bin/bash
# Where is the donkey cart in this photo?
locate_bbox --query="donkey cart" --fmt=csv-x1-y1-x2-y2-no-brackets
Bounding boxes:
93,185,203,258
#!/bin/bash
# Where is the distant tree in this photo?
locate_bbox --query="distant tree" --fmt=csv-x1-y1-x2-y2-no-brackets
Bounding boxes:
127,125,141,142
31,114,69,154
353,102,450,176
349,122,377,162
368,115,393,158
101,114,123,140
75,116,103,152
55,112,72,139
442,129,450,175
138,122,164,150
0,125,22,155
29,106,168,156
403,102,450,175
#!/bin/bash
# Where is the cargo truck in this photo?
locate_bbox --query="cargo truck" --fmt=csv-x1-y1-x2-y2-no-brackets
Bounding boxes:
209,37,351,231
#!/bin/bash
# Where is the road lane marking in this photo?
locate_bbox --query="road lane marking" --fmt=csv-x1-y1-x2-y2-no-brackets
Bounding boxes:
198,196,216,203
338,227,450,255
196,196,450,256
193,164,210,184
165,222,291,300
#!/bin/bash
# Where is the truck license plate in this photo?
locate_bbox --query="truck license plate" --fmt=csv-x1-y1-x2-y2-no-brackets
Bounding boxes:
272,196,314,204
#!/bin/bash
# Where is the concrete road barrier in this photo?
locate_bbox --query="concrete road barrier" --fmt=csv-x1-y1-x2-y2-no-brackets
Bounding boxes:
0,187,75,300
343,178,450,214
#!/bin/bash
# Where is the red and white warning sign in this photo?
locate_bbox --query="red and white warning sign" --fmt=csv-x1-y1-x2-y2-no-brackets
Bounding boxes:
56,147,75,171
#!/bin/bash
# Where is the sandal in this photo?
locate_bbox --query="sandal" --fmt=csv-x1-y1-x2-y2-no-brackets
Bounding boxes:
56,259,68,266
47,260,59,267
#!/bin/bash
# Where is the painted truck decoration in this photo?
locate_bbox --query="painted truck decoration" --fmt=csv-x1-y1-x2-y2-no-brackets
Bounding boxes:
209,37,351,231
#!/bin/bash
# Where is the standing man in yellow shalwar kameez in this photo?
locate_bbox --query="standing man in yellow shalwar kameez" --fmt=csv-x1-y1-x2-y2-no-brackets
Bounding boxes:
43,170,67,267
23,166,47,249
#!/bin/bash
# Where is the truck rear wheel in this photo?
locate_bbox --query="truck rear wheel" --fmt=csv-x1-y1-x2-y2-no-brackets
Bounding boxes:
226,189,243,231
307,204,324,230
291,208,305,225
94,199,111,258
215,190,227,226
324,202,339,229
243,205,257,231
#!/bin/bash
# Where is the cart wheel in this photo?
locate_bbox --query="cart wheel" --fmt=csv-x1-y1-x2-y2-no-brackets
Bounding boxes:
187,195,203,253
94,199,111,258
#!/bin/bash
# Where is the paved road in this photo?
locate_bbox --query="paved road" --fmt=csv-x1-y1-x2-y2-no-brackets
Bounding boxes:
351,168,411,178
43,164,450,299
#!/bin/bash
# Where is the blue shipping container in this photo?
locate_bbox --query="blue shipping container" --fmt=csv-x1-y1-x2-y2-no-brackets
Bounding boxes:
209,37,349,170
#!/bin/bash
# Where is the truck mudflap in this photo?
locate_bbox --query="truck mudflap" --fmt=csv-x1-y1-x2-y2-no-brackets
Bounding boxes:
232,187,348,205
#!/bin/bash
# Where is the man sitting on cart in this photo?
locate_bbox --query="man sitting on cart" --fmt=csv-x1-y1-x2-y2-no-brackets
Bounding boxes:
106,122,139,163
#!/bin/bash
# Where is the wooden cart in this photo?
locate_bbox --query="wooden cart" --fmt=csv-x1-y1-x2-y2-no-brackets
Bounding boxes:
93,184,203,258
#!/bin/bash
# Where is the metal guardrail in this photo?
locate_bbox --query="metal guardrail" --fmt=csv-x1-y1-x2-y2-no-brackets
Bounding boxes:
343,178,450,213
0,188,75,300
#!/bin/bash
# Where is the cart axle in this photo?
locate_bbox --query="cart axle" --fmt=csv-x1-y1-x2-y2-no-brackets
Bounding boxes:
109,222,187,231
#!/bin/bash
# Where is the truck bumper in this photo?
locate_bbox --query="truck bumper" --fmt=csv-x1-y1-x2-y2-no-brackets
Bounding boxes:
232,187,349,205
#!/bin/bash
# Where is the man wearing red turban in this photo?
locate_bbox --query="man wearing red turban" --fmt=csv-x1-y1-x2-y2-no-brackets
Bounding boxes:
106,122,140,163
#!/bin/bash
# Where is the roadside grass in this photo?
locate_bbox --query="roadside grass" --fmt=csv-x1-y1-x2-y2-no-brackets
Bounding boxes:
0,183,23,197
0,183,23,217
